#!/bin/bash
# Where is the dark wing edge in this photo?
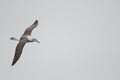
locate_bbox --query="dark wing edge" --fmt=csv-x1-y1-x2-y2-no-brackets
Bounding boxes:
23,20,38,35
11,38,28,66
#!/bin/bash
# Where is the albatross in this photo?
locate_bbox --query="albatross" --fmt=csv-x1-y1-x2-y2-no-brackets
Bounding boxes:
10,20,40,66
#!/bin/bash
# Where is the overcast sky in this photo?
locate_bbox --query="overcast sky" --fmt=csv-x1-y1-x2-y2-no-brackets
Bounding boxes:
0,0,120,80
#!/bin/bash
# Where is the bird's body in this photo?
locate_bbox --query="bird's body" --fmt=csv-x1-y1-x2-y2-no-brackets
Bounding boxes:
11,20,39,66
27,35,36,42
11,35,39,42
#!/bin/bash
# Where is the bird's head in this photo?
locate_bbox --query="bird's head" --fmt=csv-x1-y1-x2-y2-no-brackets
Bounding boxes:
33,38,40,43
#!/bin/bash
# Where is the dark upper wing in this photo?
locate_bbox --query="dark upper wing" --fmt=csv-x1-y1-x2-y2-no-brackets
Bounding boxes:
23,20,38,35
11,38,28,66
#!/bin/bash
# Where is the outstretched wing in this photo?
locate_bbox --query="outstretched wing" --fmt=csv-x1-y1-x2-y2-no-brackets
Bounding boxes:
11,38,28,66
23,20,38,35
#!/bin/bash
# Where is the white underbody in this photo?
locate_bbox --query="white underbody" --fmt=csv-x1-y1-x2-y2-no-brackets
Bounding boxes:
27,36,34,41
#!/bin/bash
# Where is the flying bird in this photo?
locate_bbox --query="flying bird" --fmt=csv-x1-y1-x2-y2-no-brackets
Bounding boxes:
10,20,40,66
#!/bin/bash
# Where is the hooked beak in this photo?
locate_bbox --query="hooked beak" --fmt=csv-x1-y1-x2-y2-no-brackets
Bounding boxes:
36,40,40,43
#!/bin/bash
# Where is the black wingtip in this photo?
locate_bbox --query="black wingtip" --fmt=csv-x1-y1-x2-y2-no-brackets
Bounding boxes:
35,20,38,24
11,64,14,66
11,57,18,66
11,63,14,66
32,20,38,26
11,61,16,66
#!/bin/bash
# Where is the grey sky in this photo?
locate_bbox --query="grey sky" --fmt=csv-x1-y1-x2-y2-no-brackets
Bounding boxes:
0,0,120,80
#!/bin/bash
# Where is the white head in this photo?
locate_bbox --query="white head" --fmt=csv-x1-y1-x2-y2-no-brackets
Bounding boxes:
27,36,40,43
32,38,40,43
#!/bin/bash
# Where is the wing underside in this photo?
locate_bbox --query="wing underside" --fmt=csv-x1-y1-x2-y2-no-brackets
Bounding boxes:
23,20,38,35
11,38,27,66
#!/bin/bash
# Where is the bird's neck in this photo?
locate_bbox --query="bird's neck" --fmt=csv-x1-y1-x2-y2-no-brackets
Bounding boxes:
27,36,33,41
